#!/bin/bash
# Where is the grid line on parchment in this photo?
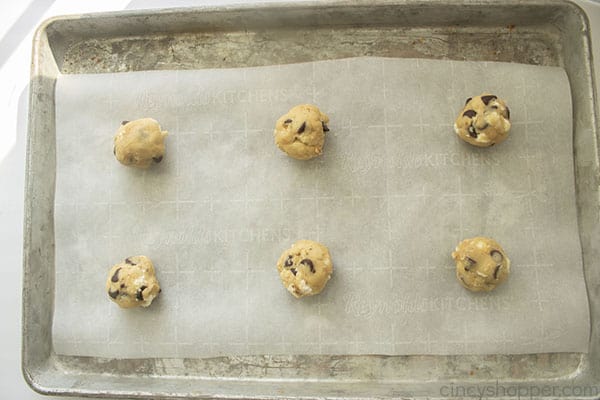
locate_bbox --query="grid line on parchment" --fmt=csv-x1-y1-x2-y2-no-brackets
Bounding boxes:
450,60,466,240
175,72,181,223
150,263,549,275
518,73,551,316
245,250,250,354
312,60,317,103
450,59,456,98
363,121,542,130
59,188,550,207
242,83,251,353
174,97,181,357
415,59,438,275
382,58,394,292
106,73,115,345
312,62,323,355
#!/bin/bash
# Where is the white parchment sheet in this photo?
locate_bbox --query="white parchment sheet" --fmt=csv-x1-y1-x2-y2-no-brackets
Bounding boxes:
53,57,590,358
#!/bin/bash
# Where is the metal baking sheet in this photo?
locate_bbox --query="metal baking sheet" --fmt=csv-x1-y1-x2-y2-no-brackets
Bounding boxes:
23,1,600,398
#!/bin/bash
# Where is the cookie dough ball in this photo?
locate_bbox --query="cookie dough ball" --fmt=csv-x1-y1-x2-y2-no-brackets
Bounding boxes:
274,104,330,160
276,240,333,298
106,255,161,308
452,237,510,292
454,94,511,147
114,118,168,168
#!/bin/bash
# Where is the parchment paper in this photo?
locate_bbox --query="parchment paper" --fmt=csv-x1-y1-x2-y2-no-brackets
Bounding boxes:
53,57,590,358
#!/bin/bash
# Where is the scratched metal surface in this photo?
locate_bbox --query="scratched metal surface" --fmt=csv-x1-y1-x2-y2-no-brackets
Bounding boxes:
23,1,600,398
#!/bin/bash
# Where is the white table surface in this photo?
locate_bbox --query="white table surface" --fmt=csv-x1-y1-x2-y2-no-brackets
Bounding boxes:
2,1,599,398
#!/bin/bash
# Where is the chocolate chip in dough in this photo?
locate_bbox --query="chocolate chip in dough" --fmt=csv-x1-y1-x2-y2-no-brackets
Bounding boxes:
136,285,147,301
297,122,306,134
300,259,315,273
464,257,476,271
284,255,293,267
493,265,502,280
463,109,477,118
491,250,503,263
481,95,497,105
111,267,121,283
468,125,478,138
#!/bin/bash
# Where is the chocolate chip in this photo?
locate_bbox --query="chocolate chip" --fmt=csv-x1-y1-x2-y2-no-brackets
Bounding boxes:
120,284,126,289
505,106,510,120
284,255,293,267
322,122,330,132
125,257,135,265
284,119,292,124
121,120,129,126
465,97,472,105
290,268,297,276
113,146,116,156
468,125,478,138
491,105,498,109
481,95,497,105
464,257,476,271
159,288,162,293
300,259,315,273
297,122,306,134
108,290,119,299
490,250,503,263
111,267,121,283
493,265,501,280
463,109,476,118
152,155,163,163
136,285,147,301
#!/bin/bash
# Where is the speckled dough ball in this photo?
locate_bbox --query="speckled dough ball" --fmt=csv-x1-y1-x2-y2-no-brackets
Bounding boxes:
106,255,161,308
274,104,330,160
114,118,168,168
452,237,510,292
277,240,333,298
454,94,511,147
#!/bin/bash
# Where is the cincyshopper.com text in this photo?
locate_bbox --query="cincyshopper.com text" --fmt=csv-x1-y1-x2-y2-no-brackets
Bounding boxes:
440,381,599,398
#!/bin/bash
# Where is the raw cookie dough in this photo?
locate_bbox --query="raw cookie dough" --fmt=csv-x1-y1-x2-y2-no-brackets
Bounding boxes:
106,255,161,308
454,94,511,147
114,118,168,168
274,104,330,160
276,240,333,298
452,237,510,292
